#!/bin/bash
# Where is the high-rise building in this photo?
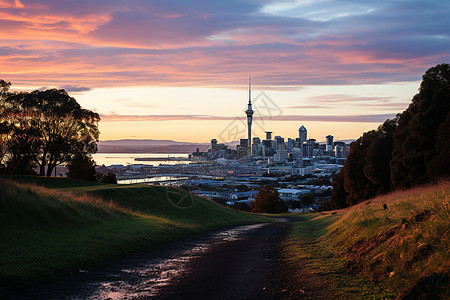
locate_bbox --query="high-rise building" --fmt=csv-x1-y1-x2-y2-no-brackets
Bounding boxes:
334,141,346,158
240,139,248,148
211,139,218,150
265,131,272,140
252,137,261,156
245,75,254,156
326,135,334,152
298,125,307,143
303,138,316,157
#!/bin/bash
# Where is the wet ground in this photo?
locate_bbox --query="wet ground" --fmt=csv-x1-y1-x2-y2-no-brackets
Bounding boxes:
7,218,297,299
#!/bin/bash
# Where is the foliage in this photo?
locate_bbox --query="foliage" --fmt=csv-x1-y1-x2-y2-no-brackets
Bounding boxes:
329,63,450,209
251,185,288,213
0,84,100,176
0,79,10,101
390,63,450,188
300,192,316,205
99,172,118,184
329,171,348,209
66,153,98,182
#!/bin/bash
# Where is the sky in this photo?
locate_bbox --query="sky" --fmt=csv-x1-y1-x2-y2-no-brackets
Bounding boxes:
1,0,449,143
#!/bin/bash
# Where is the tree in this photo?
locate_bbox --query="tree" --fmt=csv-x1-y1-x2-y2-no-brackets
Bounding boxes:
99,172,118,184
250,185,288,213
0,80,12,166
299,193,316,205
363,118,397,195
66,153,98,182
390,63,450,188
4,89,100,176
0,80,10,102
329,167,349,209
334,117,397,207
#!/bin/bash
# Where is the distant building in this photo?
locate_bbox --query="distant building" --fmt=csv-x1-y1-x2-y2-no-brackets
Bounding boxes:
326,135,334,152
303,138,316,157
334,141,346,158
211,139,218,150
298,125,307,143
240,139,248,148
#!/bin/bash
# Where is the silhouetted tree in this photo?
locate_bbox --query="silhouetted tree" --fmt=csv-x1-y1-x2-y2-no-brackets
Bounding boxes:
251,185,288,213
3,89,100,176
390,63,450,188
0,80,10,102
66,153,98,182
99,172,118,184
300,193,316,205
329,171,349,209
363,118,397,194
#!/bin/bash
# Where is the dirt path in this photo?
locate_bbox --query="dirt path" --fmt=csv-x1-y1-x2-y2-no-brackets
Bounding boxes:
5,217,322,299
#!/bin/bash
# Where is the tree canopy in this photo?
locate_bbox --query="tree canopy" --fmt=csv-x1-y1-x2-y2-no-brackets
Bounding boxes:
329,63,450,209
0,84,100,176
251,185,288,214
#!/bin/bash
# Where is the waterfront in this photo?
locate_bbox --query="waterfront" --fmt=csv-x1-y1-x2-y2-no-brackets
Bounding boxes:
93,153,190,166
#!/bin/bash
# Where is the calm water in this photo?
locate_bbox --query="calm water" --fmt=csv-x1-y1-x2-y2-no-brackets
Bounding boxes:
93,153,190,166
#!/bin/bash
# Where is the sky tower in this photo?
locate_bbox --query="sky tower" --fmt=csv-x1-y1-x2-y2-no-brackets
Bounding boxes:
245,75,254,156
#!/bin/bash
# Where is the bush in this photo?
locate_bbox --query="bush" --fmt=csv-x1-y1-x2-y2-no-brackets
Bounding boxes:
250,185,288,214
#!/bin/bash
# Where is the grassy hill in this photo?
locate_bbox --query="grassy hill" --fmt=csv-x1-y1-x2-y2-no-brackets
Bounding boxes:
0,176,268,290
283,181,449,299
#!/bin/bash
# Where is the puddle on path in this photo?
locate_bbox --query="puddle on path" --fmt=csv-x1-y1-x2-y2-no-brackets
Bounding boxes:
76,223,267,299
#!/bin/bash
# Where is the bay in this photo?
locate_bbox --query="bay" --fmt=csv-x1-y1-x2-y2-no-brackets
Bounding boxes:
93,153,190,167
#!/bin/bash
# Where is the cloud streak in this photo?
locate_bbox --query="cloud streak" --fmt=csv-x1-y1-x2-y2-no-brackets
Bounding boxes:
100,113,396,123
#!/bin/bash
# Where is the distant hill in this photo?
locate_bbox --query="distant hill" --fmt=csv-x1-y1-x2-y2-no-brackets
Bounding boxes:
97,139,211,153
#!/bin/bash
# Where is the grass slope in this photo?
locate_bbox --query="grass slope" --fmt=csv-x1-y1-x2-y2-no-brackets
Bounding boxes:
284,181,449,299
0,176,268,290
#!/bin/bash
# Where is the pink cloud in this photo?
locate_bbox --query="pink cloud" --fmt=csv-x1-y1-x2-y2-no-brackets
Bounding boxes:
0,0,448,89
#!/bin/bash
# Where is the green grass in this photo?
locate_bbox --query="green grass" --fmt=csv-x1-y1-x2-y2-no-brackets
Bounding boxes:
283,181,450,299
0,176,268,290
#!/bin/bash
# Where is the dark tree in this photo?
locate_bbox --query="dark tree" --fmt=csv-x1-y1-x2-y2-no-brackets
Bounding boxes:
329,171,349,209
363,118,397,195
390,63,450,188
99,172,118,184
299,193,316,205
4,89,100,176
66,153,98,182
342,135,376,205
0,80,10,101
251,185,288,214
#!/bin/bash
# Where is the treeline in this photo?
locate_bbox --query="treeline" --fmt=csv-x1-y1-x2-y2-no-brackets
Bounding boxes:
328,63,450,209
0,81,114,182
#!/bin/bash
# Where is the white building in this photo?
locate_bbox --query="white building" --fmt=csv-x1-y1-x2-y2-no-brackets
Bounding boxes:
277,188,310,201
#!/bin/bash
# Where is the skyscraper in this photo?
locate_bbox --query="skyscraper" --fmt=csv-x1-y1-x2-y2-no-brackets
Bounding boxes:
326,135,334,152
298,125,307,143
245,75,254,156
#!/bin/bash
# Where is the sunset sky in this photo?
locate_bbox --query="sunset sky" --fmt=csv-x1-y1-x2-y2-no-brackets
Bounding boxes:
1,0,449,143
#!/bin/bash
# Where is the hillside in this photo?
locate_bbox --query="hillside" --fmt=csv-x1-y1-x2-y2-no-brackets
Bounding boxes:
0,177,267,290
283,181,449,299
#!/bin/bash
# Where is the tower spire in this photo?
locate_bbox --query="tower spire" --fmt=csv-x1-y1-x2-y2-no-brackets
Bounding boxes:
248,74,251,105
245,74,254,157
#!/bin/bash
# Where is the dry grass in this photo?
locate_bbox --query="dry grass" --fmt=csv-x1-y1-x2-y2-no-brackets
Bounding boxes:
284,181,450,299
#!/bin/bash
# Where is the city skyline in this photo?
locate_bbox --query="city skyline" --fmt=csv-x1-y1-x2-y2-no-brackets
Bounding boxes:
1,0,449,142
